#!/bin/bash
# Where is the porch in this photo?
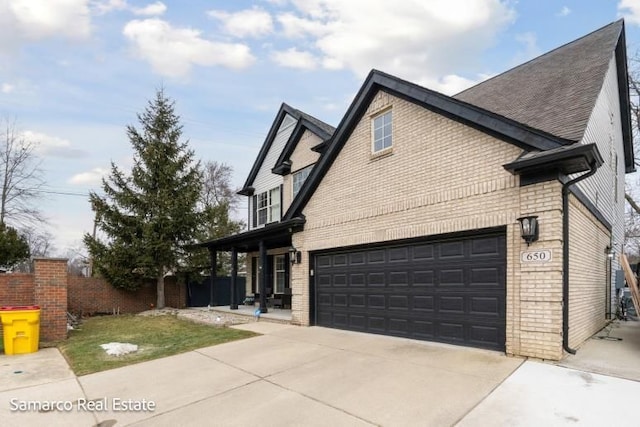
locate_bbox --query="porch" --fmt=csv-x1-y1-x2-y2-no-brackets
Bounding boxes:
192,217,304,315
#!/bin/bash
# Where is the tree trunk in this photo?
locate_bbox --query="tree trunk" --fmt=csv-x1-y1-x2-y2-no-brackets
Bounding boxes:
156,273,165,309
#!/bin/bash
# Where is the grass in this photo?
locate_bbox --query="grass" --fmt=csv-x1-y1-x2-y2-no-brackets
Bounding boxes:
58,314,257,376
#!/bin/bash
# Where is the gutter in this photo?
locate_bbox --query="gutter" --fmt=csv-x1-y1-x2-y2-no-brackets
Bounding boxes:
561,161,599,355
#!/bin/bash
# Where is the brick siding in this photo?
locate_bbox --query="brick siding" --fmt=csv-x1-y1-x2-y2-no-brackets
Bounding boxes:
67,275,186,315
568,194,611,348
291,90,568,359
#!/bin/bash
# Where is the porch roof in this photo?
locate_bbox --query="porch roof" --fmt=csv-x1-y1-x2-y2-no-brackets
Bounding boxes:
195,217,305,252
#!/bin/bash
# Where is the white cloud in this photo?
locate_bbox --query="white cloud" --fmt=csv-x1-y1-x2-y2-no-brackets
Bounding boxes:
271,47,318,70
123,18,255,77
423,74,481,95
558,6,571,17
68,167,108,185
132,1,166,16
619,0,640,24
0,0,91,52
92,0,127,14
208,7,273,38
1,83,14,93
266,0,515,87
92,0,165,16
22,130,88,158
277,12,328,38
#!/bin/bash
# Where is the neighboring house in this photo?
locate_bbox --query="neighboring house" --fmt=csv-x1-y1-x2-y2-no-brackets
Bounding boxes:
198,20,634,361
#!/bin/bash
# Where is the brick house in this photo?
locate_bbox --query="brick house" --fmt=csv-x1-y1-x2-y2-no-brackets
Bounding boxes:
198,20,634,360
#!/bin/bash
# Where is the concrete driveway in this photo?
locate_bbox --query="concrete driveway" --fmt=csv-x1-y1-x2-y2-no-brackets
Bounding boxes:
1,322,522,427
5,320,640,426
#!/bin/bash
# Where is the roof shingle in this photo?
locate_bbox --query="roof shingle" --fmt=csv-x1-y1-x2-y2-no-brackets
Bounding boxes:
455,20,624,142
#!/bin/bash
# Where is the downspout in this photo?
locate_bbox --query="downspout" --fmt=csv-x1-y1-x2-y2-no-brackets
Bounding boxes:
562,161,599,355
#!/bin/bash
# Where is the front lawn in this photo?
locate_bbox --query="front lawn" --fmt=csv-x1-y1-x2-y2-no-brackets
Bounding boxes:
58,314,256,376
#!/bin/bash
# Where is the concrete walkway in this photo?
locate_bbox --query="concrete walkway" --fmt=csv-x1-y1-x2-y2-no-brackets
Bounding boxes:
1,319,638,426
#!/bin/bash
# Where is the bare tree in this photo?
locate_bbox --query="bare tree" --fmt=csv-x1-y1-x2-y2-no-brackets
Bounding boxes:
201,161,241,211
0,118,45,227
19,226,55,257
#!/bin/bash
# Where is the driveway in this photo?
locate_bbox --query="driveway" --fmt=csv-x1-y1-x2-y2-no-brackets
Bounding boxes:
3,320,640,426
1,322,522,426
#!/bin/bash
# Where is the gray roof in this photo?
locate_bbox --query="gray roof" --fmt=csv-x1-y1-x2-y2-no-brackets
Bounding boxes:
294,108,335,136
455,20,623,142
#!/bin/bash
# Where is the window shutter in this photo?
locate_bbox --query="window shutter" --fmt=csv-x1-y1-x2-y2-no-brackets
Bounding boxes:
252,195,257,228
251,257,257,294
279,184,284,220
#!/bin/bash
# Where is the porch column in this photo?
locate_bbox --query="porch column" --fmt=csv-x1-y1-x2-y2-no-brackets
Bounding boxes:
259,239,268,313
209,248,217,307
230,247,238,310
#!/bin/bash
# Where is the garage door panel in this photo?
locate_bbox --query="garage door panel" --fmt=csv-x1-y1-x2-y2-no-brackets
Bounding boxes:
368,250,386,263
470,296,501,316
349,314,366,330
389,247,409,262
413,270,435,286
413,296,435,311
413,245,435,260
349,252,366,265
439,241,465,259
439,269,465,286
368,272,386,286
318,274,332,287
389,295,409,310
368,316,386,332
439,322,465,342
315,231,506,351
333,274,347,286
470,236,501,256
470,267,501,286
470,325,500,346
439,295,465,313
389,271,409,286
350,294,366,307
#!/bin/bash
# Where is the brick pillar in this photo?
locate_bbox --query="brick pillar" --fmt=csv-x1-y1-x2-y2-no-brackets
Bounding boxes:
33,258,68,342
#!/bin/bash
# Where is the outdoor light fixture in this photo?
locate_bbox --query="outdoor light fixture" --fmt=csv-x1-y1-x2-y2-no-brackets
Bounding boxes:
289,246,302,265
517,215,539,246
605,246,614,259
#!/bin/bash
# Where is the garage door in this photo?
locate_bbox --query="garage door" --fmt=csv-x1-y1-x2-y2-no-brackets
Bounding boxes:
313,230,506,351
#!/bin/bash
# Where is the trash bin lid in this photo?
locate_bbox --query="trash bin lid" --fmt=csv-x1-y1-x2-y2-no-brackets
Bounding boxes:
0,305,40,311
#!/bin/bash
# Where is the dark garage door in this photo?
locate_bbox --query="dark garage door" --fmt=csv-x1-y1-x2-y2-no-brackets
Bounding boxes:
314,230,506,351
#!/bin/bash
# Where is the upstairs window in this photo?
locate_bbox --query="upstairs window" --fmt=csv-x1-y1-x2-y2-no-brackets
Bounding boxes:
372,109,392,153
254,186,281,227
292,165,313,198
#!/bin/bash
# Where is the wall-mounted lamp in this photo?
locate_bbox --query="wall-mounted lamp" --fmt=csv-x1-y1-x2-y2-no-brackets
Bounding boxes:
289,246,302,265
605,246,614,259
517,215,539,246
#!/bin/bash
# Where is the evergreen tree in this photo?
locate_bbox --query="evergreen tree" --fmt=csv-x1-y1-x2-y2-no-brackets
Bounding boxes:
0,223,30,269
84,89,202,308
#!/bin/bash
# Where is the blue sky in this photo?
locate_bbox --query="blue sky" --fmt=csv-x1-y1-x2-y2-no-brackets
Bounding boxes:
1,0,640,254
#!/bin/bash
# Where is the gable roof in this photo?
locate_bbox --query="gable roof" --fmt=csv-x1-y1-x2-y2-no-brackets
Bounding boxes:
284,69,575,220
456,19,633,172
238,103,333,195
272,115,334,175
284,20,633,219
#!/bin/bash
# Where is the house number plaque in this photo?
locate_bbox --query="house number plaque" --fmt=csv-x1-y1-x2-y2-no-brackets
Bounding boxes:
520,250,552,263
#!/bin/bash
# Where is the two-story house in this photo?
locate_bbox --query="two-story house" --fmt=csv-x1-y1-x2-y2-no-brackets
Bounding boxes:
198,20,634,361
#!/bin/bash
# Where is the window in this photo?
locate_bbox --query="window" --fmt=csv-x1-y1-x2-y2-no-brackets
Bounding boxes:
274,255,286,294
372,110,392,152
254,186,281,227
292,165,313,198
